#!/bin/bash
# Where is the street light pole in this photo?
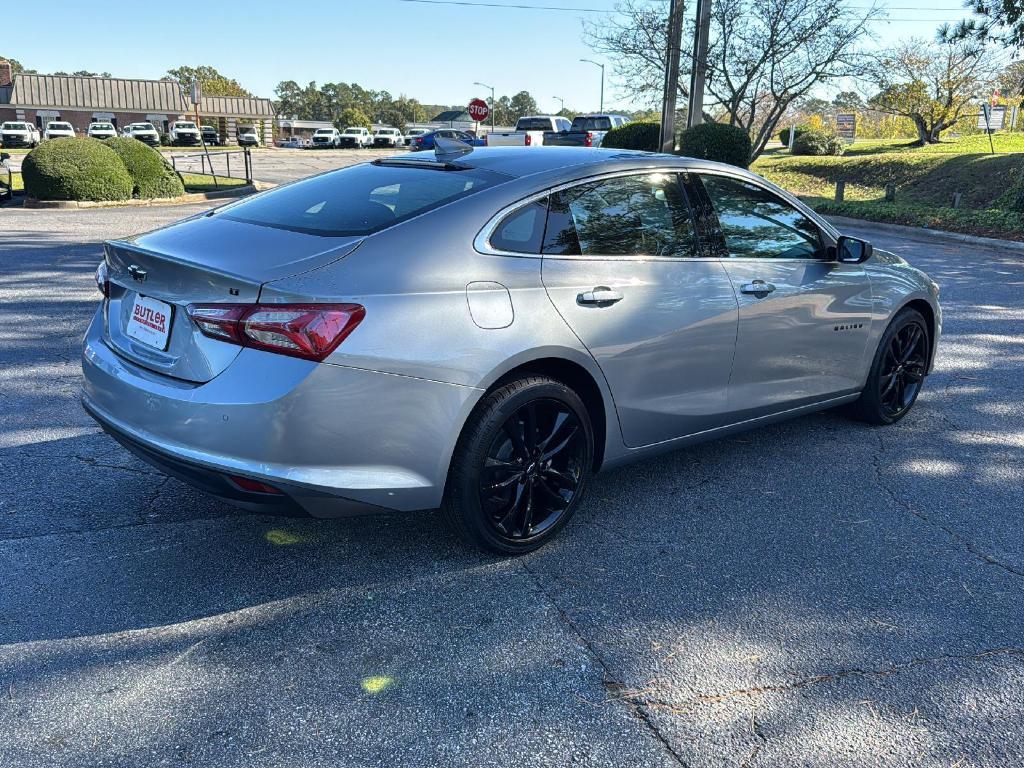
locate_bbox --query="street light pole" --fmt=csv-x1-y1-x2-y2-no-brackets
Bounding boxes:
553,95,564,113
579,59,605,113
474,81,495,129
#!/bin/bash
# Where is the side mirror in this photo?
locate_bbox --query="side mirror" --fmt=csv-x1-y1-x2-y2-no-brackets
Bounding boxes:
0,152,9,163
836,235,873,264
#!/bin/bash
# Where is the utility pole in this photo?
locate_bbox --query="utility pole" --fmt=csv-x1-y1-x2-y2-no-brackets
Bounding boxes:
659,0,686,152
687,0,713,129
580,59,605,112
553,95,565,113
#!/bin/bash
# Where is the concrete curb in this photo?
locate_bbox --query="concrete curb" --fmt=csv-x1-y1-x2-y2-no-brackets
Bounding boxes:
827,215,1024,253
23,181,274,210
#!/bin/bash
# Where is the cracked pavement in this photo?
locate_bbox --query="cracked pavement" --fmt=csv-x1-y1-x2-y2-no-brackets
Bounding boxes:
1,201,1022,767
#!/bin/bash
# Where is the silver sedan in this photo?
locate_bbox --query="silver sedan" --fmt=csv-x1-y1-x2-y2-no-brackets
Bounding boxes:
82,145,941,553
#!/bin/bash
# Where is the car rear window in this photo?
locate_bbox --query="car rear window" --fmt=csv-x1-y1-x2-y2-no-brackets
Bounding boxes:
571,117,613,131
3,123,29,130
516,118,555,131
219,162,510,237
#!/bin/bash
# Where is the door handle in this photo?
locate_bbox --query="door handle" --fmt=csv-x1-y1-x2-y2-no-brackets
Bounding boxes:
740,280,776,295
577,287,623,306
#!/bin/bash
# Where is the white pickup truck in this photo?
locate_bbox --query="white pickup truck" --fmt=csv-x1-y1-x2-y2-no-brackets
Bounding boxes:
337,127,372,148
44,121,76,140
1,121,40,148
170,121,202,146
485,115,572,147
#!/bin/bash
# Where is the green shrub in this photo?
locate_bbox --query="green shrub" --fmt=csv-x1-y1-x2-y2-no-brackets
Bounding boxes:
677,122,752,168
778,125,811,145
601,121,660,151
104,137,184,198
792,130,845,156
22,138,132,201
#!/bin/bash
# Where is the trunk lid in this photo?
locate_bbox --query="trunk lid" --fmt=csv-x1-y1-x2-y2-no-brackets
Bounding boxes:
103,214,363,383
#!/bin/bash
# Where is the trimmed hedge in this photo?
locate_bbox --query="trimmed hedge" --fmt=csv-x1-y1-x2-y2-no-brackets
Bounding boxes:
677,122,752,168
792,130,844,156
778,125,811,145
22,138,132,201
601,121,660,151
104,137,184,198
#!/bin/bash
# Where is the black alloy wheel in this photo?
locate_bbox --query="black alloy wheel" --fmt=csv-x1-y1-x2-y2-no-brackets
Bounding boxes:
850,308,930,425
443,376,594,554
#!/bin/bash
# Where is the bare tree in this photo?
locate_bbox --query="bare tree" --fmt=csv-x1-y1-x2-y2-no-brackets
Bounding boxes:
866,38,992,144
585,0,878,160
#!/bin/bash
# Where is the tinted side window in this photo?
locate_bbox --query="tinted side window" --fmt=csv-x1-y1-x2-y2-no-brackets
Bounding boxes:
543,173,695,258
698,175,823,259
490,198,548,253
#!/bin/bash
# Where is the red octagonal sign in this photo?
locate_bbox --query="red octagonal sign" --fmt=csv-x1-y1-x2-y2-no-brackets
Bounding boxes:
468,98,490,122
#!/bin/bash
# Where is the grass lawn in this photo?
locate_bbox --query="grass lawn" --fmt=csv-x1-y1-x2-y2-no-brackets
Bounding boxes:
3,170,23,192
180,173,248,193
752,133,1024,240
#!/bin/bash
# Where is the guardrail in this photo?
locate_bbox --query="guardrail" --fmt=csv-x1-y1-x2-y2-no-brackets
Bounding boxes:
169,146,253,187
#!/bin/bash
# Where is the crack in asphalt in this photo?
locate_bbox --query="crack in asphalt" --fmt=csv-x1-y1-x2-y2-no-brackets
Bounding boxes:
871,431,1024,579
519,559,690,767
631,647,1024,714
72,454,162,477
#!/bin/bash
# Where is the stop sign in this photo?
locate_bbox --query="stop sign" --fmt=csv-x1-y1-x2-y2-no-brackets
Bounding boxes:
468,98,490,122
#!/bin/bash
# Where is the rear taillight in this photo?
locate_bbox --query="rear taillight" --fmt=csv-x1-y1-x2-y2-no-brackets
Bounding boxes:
228,475,283,495
525,133,532,146
186,303,365,362
95,261,110,297
584,132,594,147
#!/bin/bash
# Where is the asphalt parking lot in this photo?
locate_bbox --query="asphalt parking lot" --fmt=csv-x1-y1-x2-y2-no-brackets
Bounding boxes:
1,199,1022,766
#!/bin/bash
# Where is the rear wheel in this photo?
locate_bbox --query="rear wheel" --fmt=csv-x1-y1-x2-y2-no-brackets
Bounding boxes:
850,308,930,425
442,376,594,555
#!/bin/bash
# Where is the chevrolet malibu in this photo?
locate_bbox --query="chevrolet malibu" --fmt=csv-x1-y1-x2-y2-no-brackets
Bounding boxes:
82,146,941,554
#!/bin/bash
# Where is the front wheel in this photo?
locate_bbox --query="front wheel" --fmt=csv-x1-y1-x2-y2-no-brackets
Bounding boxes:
850,308,930,425
442,376,594,555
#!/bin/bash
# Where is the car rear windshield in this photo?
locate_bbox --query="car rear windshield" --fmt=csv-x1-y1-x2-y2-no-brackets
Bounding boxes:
92,123,113,129
50,123,73,129
315,129,334,134
516,118,554,131
135,124,155,131
219,162,510,237
2,123,29,130
176,122,197,129
571,116,613,131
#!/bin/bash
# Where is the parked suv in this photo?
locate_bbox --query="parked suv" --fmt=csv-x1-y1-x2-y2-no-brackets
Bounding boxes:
170,121,202,146
44,121,76,140
87,122,117,140
1,121,40,148
201,126,221,146
373,127,404,147
337,127,372,148
311,128,342,148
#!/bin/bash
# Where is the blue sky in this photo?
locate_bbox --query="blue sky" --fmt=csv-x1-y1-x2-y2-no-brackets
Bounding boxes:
6,0,973,111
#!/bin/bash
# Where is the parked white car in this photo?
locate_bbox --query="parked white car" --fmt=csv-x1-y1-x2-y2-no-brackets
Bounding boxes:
372,127,404,147
337,127,372,148
87,122,117,140
237,126,260,147
404,128,431,146
1,121,41,148
311,128,342,148
485,115,571,147
44,121,76,140
124,122,161,146
170,121,202,146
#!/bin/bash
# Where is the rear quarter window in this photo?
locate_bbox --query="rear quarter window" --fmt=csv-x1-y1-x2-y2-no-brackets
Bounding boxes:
219,162,509,237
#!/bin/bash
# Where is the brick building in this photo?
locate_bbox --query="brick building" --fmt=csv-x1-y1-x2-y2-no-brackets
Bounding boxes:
0,61,275,145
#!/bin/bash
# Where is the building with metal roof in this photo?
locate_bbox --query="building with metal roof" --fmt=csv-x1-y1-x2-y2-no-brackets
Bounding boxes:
0,62,275,145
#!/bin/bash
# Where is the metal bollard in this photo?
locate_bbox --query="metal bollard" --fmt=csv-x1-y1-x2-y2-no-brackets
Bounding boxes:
835,180,845,203
952,191,962,209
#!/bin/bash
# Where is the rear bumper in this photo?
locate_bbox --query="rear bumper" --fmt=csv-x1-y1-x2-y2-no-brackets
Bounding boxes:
81,305,480,516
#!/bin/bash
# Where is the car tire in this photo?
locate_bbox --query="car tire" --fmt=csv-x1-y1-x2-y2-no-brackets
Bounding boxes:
849,308,930,425
442,376,594,555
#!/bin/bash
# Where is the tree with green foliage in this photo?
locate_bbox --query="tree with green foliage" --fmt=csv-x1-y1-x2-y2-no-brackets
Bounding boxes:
53,70,112,78
867,38,989,145
336,107,372,131
165,65,252,98
0,55,34,74
508,91,539,121
952,0,1024,50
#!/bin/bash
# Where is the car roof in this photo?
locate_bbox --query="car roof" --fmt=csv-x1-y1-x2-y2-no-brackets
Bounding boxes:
447,146,673,178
